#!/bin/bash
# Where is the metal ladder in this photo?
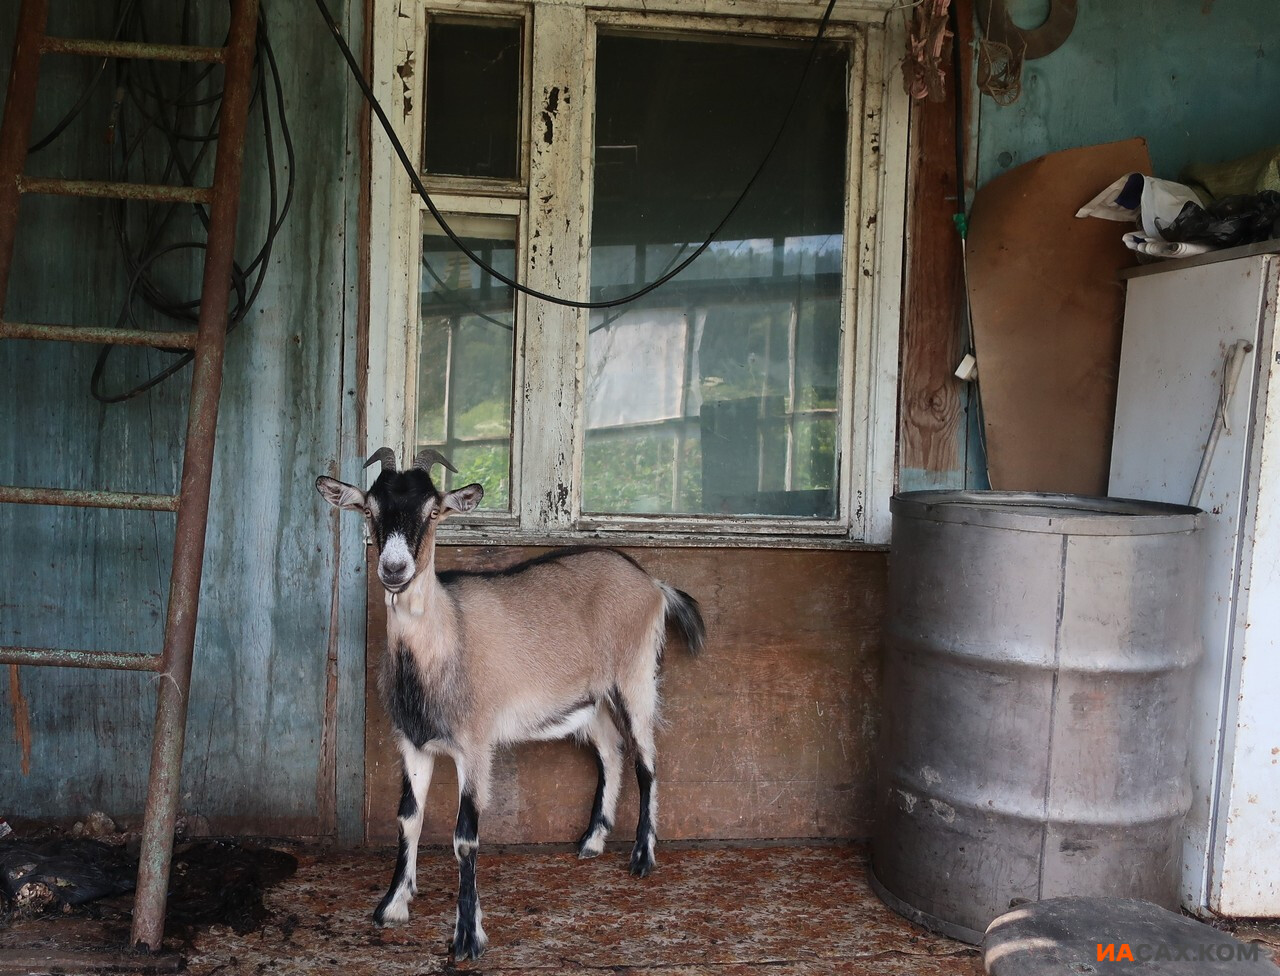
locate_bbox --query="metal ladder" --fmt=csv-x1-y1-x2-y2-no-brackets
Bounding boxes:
0,0,260,951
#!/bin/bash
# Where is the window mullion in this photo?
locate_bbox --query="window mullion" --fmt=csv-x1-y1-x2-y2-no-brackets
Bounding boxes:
519,5,590,532
369,1,424,461
852,20,907,544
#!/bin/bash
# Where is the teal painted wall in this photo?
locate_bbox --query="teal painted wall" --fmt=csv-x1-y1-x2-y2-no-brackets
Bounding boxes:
977,0,1280,188
0,2,367,840
957,0,1279,489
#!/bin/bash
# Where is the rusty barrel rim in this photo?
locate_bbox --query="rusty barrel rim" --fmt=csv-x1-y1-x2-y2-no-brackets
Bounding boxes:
867,866,986,945
890,490,1202,536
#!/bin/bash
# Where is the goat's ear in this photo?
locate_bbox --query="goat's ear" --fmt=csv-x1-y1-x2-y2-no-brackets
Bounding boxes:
441,483,483,515
316,476,366,512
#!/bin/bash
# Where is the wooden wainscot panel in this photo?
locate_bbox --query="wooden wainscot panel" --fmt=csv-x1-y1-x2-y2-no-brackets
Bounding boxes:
364,545,888,845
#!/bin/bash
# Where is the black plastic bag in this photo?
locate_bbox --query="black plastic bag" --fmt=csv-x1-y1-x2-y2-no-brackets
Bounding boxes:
1161,190,1280,247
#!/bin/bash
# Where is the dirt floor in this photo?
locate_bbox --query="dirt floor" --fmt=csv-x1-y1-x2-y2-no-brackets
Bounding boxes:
2,842,985,975
4,841,1280,976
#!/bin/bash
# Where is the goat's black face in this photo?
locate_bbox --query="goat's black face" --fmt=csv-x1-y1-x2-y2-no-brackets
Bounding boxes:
365,470,437,592
316,457,484,594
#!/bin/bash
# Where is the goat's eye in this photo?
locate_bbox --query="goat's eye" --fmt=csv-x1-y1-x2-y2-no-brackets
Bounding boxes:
428,510,439,521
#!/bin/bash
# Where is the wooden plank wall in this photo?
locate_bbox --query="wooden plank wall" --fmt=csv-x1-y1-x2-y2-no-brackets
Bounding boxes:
364,546,889,844
2,0,986,843
0,1,368,839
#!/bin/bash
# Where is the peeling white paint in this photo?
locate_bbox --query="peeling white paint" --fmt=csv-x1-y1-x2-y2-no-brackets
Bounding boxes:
368,0,908,546
896,789,918,814
927,798,956,824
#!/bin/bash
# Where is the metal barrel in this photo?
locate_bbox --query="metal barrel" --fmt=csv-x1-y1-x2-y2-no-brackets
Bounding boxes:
870,491,1204,944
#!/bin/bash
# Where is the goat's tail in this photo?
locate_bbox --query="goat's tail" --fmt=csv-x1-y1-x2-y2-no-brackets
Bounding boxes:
658,582,706,657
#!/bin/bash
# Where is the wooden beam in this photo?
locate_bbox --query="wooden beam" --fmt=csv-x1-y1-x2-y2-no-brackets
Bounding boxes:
897,0,975,491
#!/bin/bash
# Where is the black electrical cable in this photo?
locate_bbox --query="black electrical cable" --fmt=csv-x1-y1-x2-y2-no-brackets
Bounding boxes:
17,0,291,402
86,0,295,403
313,0,840,311
27,0,142,153
419,238,696,336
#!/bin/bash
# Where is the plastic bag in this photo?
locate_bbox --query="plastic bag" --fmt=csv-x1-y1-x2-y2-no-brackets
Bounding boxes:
1161,190,1280,248
1076,173,1205,242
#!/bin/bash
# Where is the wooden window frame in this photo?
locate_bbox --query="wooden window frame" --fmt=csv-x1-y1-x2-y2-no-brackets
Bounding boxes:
367,0,909,547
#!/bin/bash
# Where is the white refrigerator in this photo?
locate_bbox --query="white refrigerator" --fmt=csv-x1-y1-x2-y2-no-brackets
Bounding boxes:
1109,244,1280,917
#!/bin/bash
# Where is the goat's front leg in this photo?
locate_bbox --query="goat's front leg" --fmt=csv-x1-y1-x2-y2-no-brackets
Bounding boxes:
374,744,434,926
451,749,493,960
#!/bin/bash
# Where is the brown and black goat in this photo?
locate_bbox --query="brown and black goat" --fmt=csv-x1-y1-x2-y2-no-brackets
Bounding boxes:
316,448,705,959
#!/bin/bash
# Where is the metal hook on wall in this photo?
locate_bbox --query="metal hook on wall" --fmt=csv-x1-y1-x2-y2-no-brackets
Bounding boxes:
974,0,1077,104
974,0,1077,61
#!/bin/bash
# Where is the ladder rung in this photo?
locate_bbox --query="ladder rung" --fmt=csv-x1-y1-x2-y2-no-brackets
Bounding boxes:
0,485,180,512
19,177,212,205
0,646,163,673
0,319,199,350
41,36,226,64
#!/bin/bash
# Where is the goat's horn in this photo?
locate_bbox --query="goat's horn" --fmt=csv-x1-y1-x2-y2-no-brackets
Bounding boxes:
362,447,398,474
413,448,458,474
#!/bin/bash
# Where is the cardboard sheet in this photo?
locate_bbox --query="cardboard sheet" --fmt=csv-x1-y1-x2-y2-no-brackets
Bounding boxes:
966,138,1152,495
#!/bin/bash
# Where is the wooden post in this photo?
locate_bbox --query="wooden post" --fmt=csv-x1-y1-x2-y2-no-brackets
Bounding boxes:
897,0,976,492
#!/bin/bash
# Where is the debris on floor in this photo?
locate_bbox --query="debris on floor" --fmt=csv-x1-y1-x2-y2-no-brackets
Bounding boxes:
3,840,1277,976
2,843,983,975
1,838,136,913
70,812,120,841
0,823,297,951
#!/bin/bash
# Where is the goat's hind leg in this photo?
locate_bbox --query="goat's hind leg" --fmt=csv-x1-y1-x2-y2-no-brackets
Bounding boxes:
374,744,434,926
578,707,624,858
612,682,659,878
451,749,493,960
629,741,658,877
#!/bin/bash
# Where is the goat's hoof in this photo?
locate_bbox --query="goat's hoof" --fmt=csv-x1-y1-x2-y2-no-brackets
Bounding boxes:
628,842,656,878
452,922,488,960
576,829,606,859
373,897,410,927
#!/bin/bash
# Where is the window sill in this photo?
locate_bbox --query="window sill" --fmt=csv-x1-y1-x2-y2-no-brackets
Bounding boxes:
421,526,889,552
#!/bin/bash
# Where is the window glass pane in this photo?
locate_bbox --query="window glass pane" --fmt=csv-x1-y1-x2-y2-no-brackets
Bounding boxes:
417,213,516,510
584,32,848,518
424,20,521,179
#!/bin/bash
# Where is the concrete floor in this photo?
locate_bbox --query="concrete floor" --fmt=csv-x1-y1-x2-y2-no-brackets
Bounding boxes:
2,843,986,975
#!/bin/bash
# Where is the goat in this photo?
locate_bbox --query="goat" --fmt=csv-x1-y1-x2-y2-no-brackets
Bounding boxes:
316,448,705,960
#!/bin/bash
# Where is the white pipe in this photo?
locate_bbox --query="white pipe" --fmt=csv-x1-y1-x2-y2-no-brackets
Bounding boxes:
1189,339,1254,508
